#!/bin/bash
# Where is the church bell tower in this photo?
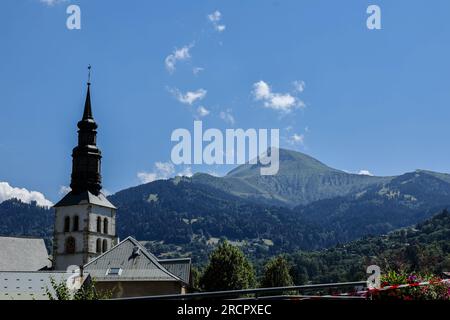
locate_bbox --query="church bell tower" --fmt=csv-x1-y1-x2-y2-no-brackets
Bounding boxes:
53,69,118,270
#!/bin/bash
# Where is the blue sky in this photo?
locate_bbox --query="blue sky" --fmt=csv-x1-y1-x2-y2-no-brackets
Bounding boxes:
1,0,450,204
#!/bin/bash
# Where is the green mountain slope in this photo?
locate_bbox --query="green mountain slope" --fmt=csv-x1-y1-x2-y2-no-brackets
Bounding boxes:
109,178,334,263
288,209,450,284
1,148,450,267
0,199,53,248
295,170,450,242
193,148,391,207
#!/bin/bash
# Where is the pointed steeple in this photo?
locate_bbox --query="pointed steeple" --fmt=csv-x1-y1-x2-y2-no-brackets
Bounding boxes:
82,83,93,120
82,65,93,120
70,68,102,195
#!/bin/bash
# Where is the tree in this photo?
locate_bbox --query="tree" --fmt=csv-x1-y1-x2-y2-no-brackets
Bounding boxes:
261,256,294,288
46,277,112,300
190,266,202,291
200,241,256,291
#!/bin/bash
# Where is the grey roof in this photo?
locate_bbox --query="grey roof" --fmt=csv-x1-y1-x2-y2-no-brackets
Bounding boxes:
84,237,189,284
54,190,116,209
158,258,191,285
0,237,50,271
0,271,90,300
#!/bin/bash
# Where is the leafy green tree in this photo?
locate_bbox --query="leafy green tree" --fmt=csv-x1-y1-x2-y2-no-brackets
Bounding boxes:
46,277,72,300
200,241,256,291
190,266,202,291
261,256,294,288
46,277,112,300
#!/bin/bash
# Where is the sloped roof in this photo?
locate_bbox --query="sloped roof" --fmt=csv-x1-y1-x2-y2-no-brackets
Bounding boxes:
158,258,191,285
0,271,90,300
84,237,188,284
54,191,116,209
0,237,50,271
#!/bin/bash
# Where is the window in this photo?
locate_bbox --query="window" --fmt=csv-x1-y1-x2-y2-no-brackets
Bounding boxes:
103,218,108,234
96,238,102,253
106,268,122,276
73,216,79,232
96,217,102,233
65,237,76,254
64,217,70,232
102,239,108,253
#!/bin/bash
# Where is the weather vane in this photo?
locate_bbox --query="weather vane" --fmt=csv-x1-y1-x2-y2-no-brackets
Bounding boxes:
87,64,92,84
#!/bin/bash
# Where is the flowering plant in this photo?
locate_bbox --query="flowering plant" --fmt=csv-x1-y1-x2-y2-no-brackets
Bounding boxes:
371,270,450,300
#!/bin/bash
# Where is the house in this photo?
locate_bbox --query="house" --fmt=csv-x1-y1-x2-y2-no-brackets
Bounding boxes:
0,237,51,271
84,236,191,298
0,271,91,300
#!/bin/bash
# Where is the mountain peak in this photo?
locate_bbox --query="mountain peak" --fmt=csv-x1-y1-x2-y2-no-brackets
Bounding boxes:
226,148,337,178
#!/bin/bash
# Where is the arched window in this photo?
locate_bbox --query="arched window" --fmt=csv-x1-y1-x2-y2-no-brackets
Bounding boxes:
102,239,108,253
64,216,70,232
97,217,102,233
73,215,79,232
103,218,108,234
96,238,102,253
65,237,76,254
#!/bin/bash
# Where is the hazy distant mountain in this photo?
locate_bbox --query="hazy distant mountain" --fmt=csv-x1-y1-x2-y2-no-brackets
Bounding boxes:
295,169,450,242
1,148,450,264
193,148,391,207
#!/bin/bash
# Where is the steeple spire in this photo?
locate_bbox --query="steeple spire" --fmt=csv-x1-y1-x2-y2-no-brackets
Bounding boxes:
82,65,93,120
70,69,103,195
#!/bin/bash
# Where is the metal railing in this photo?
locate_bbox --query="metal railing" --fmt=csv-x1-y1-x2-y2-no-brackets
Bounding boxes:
111,280,368,300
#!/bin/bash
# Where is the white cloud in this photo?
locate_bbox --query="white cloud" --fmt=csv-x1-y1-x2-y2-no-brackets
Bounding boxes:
293,80,306,93
253,80,271,100
137,172,158,184
155,161,176,177
197,106,210,117
252,80,305,113
0,182,53,207
269,94,296,110
208,10,226,32
193,67,204,75
59,185,71,196
170,88,207,105
358,170,374,176
138,161,175,184
138,162,194,183
165,44,193,73
208,11,222,22
290,133,305,145
215,25,226,32
102,189,112,196
39,0,68,6
177,167,193,178
220,109,235,125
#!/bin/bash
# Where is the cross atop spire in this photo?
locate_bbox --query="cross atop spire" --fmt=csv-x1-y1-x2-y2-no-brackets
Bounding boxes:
87,64,92,85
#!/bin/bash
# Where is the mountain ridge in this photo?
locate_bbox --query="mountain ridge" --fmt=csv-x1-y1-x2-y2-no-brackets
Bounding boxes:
1,148,450,265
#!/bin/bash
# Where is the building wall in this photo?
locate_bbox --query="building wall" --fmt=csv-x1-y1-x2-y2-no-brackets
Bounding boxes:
53,204,117,270
95,281,185,298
